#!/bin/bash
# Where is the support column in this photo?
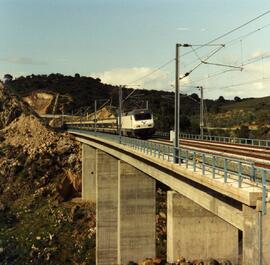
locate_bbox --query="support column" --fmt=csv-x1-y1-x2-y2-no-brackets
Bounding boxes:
262,203,270,265
96,151,119,265
82,144,96,202
167,191,238,264
242,205,260,265
117,162,156,265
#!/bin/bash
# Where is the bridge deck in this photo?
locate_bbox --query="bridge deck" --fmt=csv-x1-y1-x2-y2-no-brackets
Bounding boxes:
68,129,264,208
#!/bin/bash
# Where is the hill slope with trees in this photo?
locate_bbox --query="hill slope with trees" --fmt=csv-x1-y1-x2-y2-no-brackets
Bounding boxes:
4,73,270,138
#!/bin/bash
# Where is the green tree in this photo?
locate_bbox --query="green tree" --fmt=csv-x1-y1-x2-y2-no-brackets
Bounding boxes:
180,115,191,131
190,93,200,102
217,96,225,103
3,74,13,83
236,125,249,138
234,96,241,102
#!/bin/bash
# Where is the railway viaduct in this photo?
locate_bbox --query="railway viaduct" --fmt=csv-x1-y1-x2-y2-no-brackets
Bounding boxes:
68,128,270,265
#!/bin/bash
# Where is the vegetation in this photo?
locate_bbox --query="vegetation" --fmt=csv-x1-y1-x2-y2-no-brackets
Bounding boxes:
5,73,270,138
6,74,202,132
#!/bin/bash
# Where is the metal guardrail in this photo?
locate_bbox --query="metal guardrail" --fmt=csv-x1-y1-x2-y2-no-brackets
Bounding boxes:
181,133,270,148
154,131,170,138
68,127,269,214
155,131,270,148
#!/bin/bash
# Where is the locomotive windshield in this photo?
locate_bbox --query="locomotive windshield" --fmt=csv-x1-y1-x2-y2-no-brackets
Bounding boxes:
134,113,152,121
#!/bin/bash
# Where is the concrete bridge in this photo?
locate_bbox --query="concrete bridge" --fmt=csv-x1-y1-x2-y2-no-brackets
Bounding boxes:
68,129,270,265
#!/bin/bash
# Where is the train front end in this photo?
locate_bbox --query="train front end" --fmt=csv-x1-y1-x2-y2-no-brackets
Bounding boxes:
131,109,155,139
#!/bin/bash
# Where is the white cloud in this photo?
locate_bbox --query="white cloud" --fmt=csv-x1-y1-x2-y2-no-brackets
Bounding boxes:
251,49,265,59
205,60,270,99
254,81,265,91
180,76,191,86
245,56,270,76
177,27,207,32
176,27,190,31
91,48,270,99
187,49,270,99
91,67,171,90
0,57,47,65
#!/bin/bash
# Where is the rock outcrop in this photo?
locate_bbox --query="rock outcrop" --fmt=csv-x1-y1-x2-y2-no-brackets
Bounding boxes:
0,82,96,264
0,82,82,195
0,82,36,130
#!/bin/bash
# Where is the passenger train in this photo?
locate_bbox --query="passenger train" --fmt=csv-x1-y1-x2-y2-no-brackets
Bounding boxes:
65,109,155,139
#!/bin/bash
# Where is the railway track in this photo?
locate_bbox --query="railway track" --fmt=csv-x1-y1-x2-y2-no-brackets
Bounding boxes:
150,137,270,168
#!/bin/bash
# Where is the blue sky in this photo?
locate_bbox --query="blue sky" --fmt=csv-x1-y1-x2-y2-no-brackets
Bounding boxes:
1,0,270,98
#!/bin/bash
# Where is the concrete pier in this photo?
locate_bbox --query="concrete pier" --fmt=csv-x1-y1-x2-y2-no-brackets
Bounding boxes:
95,152,156,265
118,162,156,265
167,191,239,264
96,151,119,265
242,205,260,265
82,144,96,202
262,204,270,265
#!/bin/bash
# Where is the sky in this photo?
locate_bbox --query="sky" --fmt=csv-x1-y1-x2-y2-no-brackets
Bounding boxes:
1,0,270,99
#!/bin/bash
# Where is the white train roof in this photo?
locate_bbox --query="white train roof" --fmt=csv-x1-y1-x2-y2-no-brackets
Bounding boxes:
123,109,152,116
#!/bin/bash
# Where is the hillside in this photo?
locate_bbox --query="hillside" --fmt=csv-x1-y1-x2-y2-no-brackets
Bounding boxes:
213,96,270,125
0,83,97,264
6,74,200,133
204,97,270,138
5,74,270,138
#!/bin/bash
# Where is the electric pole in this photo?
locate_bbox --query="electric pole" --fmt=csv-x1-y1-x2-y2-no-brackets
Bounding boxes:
173,43,192,163
94,100,97,133
119,86,123,140
199,86,204,139
174,44,180,163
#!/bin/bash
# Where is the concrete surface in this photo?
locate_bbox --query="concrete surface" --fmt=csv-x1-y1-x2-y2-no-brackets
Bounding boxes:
117,162,156,264
72,130,262,206
77,133,270,265
262,204,270,265
96,150,118,265
167,191,239,264
77,136,244,230
242,205,260,265
82,144,96,202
